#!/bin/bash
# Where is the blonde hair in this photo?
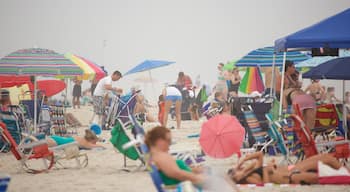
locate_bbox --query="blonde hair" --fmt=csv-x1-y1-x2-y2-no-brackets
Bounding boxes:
84,129,98,142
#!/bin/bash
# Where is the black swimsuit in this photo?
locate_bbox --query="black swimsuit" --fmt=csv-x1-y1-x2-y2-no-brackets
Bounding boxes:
238,167,264,183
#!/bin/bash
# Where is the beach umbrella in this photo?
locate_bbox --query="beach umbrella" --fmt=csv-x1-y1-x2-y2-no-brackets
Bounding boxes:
296,56,336,68
303,57,350,139
64,53,106,80
124,60,175,98
199,114,245,158
239,67,265,94
235,47,309,67
0,48,83,131
223,60,237,71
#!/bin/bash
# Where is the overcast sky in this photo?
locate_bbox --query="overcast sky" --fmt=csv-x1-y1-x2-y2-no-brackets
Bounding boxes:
1,0,350,98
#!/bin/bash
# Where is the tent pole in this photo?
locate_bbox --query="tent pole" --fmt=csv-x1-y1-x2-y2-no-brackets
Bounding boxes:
34,76,37,133
279,51,287,119
343,80,348,140
270,53,276,97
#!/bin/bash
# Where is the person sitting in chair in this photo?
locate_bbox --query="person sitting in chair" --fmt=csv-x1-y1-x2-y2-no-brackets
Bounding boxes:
145,126,204,187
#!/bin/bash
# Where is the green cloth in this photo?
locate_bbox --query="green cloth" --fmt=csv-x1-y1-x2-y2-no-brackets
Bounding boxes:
50,135,75,146
159,159,192,186
110,121,140,160
200,88,208,103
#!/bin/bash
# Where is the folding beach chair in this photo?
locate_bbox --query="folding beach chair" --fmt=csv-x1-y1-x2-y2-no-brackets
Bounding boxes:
313,104,339,140
290,104,318,158
241,106,274,152
0,121,54,173
0,174,10,192
49,142,88,169
109,92,146,170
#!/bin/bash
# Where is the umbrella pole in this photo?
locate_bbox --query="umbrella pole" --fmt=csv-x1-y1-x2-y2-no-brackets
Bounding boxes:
343,80,348,140
279,51,287,119
270,53,276,97
148,70,155,101
34,76,37,133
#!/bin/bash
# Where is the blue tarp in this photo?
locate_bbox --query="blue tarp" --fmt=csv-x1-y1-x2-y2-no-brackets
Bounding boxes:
236,47,309,67
275,8,350,52
124,60,175,76
303,57,350,80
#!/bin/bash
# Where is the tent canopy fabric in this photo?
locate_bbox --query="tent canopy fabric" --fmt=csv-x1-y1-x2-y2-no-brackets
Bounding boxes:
303,57,350,80
275,8,350,52
124,60,175,76
0,48,83,76
236,47,309,67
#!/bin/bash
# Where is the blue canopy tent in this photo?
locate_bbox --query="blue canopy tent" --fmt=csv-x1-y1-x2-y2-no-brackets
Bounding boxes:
275,8,350,52
236,47,309,67
303,57,350,139
274,8,350,118
124,60,175,97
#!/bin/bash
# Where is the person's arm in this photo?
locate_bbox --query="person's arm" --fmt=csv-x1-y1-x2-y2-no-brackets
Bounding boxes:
237,151,263,168
157,154,204,185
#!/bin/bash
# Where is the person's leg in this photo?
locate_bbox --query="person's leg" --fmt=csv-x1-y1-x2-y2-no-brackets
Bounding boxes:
303,108,316,130
163,100,172,128
72,96,76,109
76,96,80,109
294,153,342,171
175,100,182,129
290,172,318,184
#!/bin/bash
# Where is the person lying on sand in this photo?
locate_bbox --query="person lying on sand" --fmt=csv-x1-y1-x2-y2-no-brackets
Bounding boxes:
145,126,205,187
228,151,347,185
134,94,156,123
47,129,104,149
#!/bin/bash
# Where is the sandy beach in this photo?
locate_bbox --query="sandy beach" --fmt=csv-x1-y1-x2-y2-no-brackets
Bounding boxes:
0,106,349,192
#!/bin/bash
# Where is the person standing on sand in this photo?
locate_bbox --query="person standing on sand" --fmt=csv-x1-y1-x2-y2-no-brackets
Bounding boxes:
90,77,99,96
215,63,228,100
72,79,82,109
92,71,123,124
176,72,193,90
162,85,182,129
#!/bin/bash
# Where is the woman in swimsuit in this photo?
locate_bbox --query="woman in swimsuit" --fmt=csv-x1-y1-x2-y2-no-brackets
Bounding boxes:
228,152,345,184
284,61,302,89
47,129,104,149
145,126,204,187
283,88,316,130
228,68,241,97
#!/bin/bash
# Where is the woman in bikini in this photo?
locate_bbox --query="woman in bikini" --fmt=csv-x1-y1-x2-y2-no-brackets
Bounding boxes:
228,151,345,184
283,88,316,130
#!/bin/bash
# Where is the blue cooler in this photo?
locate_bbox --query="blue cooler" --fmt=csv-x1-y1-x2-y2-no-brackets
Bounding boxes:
0,174,10,192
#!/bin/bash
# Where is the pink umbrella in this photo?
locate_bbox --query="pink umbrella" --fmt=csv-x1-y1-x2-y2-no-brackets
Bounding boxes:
199,114,245,158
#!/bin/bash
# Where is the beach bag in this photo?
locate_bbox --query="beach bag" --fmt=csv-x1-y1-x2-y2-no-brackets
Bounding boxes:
109,121,139,160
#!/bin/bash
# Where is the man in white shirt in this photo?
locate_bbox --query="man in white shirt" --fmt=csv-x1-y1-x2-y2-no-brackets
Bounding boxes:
92,71,123,118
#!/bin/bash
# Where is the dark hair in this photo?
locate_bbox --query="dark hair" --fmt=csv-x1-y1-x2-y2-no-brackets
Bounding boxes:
84,129,98,142
214,92,222,98
285,60,294,72
158,94,164,102
113,70,122,77
178,72,184,77
145,126,170,148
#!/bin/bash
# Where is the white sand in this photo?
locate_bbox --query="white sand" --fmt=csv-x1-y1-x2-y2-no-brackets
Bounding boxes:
1,106,350,192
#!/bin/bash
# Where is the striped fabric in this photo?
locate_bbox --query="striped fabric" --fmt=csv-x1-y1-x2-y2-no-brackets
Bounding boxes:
236,47,309,67
0,48,83,76
64,53,106,80
243,111,267,143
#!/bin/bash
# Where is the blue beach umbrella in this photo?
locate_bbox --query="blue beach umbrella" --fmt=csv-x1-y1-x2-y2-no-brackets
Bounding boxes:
235,47,309,67
303,57,350,80
124,60,175,76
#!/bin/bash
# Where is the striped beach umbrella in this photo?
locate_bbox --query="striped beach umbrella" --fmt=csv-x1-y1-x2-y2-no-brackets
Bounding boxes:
64,53,106,80
236,47,309,67
0,48,83,76
239,67,265,94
